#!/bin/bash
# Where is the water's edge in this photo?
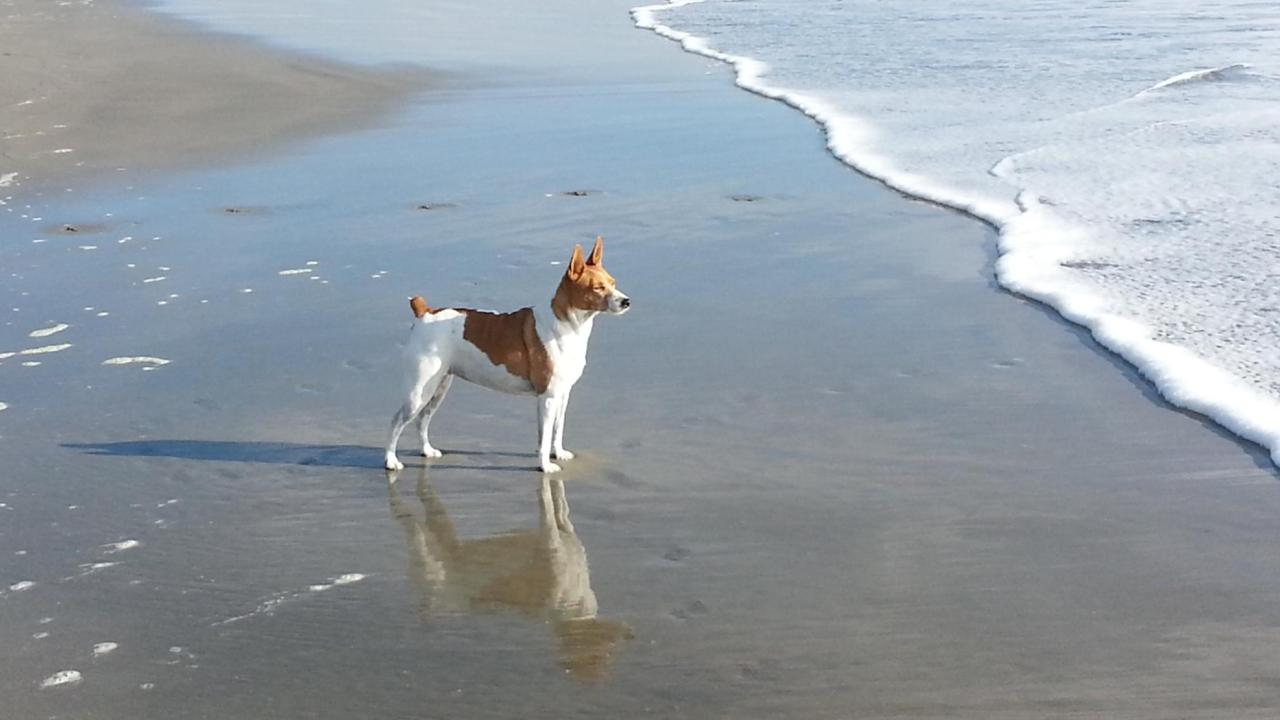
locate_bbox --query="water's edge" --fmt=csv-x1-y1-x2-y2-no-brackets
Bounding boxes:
630,0,1280,468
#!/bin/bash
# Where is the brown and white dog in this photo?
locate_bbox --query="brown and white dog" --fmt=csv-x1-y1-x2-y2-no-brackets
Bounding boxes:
384,237,629,473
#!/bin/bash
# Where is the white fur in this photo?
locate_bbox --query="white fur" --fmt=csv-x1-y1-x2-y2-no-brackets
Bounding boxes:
383,288,628,474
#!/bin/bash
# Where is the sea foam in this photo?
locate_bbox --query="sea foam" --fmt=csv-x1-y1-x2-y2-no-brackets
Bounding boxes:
634,0,1280,465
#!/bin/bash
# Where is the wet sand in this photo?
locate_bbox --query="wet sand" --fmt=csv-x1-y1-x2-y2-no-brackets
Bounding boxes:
4,0,1280,718
0,0,422,190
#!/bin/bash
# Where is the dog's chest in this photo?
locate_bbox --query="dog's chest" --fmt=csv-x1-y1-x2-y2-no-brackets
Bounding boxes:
538,314,593,392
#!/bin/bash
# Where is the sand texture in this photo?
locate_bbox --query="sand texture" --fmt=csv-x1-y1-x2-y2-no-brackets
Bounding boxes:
2,0,1280,718
0,0,423,189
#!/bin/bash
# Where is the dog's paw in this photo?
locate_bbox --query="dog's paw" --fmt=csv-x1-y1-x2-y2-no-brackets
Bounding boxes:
553,448,575,461
384,455,405,472
540,461,562,474
420,445,443,459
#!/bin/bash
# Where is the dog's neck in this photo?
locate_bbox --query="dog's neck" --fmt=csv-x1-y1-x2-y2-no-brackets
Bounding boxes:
542,300,596,338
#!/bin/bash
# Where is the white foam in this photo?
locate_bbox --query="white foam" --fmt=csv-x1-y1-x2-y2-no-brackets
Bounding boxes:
65,561,119,580
8,580,35,592
213,573,367,626
20,343,72,355
39,670,82,689
92,642,118,657
21,361,41,367
0,403,8,412
29,323,69,338
636,0,1280,467
0,172,16,187
102,356,170,367
103,539,141,553
278,268,313,276
142,276,167,283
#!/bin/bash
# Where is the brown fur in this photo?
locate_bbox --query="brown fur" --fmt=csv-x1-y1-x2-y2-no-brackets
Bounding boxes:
462,307,554,393
409,238,614,392
552,237,617,321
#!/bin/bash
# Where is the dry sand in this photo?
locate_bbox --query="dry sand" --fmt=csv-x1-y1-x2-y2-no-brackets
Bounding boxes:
0,0,422,190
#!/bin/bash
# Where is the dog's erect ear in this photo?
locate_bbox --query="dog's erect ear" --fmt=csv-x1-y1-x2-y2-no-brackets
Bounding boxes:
568,244,586,277
587,236,604,266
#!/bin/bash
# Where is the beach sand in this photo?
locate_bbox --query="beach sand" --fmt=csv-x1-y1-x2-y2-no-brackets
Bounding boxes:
3,0,1280,718
0,0,422,190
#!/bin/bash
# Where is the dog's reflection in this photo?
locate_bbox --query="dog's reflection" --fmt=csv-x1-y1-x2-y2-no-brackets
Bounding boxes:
388,469,631,681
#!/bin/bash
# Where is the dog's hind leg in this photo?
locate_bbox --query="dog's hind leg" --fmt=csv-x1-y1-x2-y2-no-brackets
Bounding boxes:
415,374,453,459
384,359,446,472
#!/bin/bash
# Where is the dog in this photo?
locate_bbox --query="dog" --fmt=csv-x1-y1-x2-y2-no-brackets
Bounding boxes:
384,236,629,473
388,469,632,681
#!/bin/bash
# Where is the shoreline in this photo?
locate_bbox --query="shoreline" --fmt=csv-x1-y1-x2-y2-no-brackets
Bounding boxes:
631,0,1280,471
4,0,1280,717
0,0,428,193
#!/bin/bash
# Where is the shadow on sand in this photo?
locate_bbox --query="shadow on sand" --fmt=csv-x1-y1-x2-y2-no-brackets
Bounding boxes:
62,440,533,472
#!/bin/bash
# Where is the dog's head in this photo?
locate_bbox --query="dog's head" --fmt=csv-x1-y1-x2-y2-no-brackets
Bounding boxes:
555,236,630,318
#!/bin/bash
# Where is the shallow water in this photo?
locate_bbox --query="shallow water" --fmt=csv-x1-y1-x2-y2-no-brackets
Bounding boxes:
6,1,1280,717
637,0,1280,464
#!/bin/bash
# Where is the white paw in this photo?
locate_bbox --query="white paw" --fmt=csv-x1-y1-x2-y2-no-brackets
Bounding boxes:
540,461,562,474
420,445,443,459
553,448,575,461
384,456,405,472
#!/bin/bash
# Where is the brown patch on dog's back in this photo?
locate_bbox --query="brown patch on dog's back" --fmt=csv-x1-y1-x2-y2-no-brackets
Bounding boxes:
409,295,430,318
462,307,553,393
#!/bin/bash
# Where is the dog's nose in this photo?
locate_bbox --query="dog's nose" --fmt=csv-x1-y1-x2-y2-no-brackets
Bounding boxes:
620,297,631,309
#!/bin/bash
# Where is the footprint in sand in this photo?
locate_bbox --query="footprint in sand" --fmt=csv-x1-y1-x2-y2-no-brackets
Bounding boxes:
662,546,692,563
50,222,108,235
219,206,271,216
670,599,709,621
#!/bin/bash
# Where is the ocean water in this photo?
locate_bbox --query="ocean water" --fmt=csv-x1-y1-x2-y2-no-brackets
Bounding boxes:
634,0,1280,464
146,0,669,81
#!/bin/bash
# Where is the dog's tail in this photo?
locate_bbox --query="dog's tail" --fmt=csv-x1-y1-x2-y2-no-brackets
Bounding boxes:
409,295,431,318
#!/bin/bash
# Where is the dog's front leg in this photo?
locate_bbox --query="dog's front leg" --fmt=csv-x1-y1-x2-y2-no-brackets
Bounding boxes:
537,393,562,474
552,388,574,461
